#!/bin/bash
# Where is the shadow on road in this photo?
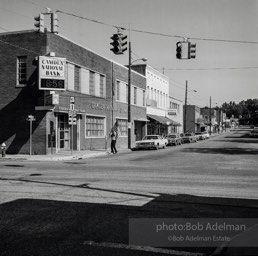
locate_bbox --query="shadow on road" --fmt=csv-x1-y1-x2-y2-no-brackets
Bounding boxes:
182,147,258,155
0,194,258,256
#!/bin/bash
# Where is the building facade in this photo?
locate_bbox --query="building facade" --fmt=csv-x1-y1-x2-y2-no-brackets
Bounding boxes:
131,64,180,135
183,105,202,133
167,96,183,134
0,30,147,155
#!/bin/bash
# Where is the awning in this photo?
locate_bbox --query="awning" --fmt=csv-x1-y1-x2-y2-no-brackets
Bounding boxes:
167,118,181,126
134,117,149,122
147,114,172,125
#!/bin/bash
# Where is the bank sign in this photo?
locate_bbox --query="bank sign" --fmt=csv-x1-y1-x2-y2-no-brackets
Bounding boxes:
38,56,66,90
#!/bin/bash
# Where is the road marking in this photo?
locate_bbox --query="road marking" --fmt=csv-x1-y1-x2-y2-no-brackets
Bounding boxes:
83,241,205,256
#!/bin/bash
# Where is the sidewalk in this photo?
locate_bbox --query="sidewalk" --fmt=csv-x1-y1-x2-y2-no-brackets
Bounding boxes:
1,148,131,161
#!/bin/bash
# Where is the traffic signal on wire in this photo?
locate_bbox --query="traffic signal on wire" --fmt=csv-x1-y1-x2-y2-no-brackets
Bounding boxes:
188,42,196,59
176,42,182,59
34,13,44,33
110,33,127,55
51,12,58,34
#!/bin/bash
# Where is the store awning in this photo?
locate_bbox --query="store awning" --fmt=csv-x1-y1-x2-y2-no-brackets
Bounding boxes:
167,117,181,126
147,114,172,125
134,117,149,122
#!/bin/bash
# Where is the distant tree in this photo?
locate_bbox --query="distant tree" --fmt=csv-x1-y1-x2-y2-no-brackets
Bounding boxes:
221,99,258,119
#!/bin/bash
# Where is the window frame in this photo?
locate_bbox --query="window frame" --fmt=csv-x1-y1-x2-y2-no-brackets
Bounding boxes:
16,56,27,87
85,114,106,138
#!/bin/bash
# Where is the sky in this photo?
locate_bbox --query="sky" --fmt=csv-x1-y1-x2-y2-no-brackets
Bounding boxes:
0,0,258,107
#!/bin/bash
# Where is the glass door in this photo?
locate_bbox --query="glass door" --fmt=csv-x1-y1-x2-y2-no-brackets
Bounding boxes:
58,114,70,150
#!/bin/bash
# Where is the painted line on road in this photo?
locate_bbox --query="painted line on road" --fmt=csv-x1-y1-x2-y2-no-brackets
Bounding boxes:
83,241,205,256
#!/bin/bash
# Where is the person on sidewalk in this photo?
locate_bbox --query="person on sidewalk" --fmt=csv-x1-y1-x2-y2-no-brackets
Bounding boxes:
110,121,119,154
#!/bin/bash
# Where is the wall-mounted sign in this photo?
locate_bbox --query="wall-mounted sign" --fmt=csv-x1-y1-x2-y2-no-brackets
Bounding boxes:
38,56,66,90
45,94,59,105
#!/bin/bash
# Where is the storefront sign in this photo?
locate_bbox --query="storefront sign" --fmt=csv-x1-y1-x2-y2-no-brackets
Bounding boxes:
38,56,66,90
90,103,127,113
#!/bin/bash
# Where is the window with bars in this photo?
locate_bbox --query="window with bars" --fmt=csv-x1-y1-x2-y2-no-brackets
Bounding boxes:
85,116,105,137
74,65,80,91
116,119,128,136
17,56,27,86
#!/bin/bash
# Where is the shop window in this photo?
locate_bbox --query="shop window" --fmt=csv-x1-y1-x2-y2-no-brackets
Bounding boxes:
116,119,128,136
86,115,105,137
17,56,27,86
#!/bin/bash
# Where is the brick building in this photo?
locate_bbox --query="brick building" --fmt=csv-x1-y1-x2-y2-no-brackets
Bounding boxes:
0,30,147,155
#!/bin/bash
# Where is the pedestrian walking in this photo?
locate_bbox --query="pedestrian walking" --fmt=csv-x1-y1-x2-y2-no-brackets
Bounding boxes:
110,121,119,154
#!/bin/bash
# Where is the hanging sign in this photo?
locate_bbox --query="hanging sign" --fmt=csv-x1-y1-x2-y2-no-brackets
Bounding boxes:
38,56,66,90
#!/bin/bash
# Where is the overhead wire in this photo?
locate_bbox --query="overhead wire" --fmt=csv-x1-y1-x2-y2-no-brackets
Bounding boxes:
56,9,258,45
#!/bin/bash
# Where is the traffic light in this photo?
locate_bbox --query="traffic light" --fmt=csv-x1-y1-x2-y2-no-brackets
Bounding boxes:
120,34,128,53
176,42,182,59
188,42,196,59
110,33,128,55
51,12,58,34
34,13,44,33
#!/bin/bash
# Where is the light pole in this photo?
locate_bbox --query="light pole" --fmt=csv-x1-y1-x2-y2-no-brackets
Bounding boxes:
128,41,147,149
184,80,197,133
209,97,218,135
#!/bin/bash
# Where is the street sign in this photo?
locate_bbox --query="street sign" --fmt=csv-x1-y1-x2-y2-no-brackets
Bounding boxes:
70,96,75,103
69,103,75,111
26,115,36,121
68,117,76,125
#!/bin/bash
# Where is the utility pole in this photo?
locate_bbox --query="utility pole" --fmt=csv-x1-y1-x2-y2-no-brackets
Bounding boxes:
209,96,212,135
184,80,188,133
128,41,132,149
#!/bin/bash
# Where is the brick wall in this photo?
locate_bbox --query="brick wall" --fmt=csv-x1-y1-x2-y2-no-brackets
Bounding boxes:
0,30,147,154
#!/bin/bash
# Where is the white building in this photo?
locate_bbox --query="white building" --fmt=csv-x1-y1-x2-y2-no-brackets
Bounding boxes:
131,64,181,135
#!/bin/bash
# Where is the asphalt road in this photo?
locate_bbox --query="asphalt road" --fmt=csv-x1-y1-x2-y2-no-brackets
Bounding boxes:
1,127,258,256
0,127,258,205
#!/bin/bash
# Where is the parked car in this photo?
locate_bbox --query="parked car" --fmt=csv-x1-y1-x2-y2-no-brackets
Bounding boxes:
135,135,167,150
181,133,198,143
195,132,206,140
166,134,182,146
201,131,210,139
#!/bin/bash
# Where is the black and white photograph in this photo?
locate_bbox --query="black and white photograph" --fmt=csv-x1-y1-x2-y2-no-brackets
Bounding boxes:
0,0,258,255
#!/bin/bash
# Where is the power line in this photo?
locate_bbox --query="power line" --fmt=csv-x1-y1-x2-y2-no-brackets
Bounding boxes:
164,66,258,71
56,9,258,45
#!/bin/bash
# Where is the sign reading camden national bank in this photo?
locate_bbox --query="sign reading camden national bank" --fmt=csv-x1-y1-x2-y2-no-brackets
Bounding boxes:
38,56,66,90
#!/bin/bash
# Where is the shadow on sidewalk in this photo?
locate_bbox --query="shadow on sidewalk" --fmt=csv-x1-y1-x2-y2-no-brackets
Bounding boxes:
0,193,258,256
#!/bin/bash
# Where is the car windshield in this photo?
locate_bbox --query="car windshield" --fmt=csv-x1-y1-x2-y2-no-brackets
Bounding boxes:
195,132,201,135
185,133,192,136
168,135,176,138
143,136,158,140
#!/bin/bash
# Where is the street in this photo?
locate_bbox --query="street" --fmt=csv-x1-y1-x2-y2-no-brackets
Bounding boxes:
0,127,258,256
1,127,258,204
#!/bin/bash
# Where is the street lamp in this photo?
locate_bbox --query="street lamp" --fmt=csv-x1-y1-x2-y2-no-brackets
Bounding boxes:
128,41,147,149
184,80,197,133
